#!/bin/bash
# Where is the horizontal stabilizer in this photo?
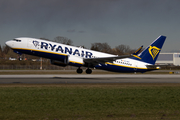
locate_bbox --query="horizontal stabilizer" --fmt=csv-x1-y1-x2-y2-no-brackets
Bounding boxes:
146,65,161,70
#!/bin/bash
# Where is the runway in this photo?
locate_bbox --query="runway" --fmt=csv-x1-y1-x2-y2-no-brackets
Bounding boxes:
0,74,180,84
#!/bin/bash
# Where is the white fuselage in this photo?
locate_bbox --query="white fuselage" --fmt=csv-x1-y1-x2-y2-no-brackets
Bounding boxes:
6,37,152,73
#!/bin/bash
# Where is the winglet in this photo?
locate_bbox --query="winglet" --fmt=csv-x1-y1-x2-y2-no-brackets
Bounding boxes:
132,45,143,55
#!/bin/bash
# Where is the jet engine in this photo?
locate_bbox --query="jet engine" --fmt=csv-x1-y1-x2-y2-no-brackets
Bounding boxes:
50,56,69,67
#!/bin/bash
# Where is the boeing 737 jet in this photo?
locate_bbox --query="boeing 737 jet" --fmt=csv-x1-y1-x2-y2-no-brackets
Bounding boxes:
5,35,166,74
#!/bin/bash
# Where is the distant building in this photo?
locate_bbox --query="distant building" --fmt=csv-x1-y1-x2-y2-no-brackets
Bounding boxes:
156,53,180,66
9,57,17,61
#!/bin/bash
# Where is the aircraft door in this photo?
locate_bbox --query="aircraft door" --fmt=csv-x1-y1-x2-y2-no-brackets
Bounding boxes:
27,39,32,48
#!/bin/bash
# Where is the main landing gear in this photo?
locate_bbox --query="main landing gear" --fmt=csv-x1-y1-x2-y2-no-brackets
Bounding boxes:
76,67,92,74
77,67,83,74
86,68,92,74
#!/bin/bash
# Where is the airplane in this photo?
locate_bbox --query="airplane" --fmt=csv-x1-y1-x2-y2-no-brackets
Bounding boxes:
5,35,166,74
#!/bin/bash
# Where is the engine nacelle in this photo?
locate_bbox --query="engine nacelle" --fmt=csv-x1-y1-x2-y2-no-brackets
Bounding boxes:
51,55,84,67
50,56,69,67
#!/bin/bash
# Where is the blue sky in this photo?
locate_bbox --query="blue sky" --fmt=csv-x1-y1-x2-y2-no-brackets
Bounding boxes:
0,0,180,52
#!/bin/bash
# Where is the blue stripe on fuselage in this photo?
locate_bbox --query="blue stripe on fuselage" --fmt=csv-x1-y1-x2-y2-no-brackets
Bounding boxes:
13,48,83,67
13,48,66,61
95,64,150,73
12,48,154,72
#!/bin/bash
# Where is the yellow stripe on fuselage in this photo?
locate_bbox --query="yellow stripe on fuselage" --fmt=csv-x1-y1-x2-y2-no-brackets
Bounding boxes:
105,62,148,70
69,60,83,65
13,48,67,56
13,48,83,65
13,48,155,70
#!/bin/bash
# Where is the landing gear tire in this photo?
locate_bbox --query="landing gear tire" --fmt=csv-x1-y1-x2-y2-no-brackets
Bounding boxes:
77,68,83,74
86,68,92,74
19,57,22,61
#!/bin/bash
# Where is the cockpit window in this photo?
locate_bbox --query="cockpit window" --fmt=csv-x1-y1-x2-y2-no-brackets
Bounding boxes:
13,39,21,42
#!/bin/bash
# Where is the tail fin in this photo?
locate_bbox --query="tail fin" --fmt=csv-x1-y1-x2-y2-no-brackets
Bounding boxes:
132,35,166,64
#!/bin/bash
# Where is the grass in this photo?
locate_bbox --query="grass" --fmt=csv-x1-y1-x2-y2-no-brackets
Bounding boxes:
0,84,180,120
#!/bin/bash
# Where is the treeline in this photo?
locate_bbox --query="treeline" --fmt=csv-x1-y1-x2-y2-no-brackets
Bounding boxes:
0,45,10,59
47,36,139,55
0,36,140,63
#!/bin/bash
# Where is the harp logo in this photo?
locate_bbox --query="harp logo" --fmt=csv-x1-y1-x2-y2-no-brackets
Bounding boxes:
148,46,161,60
33,41,40,47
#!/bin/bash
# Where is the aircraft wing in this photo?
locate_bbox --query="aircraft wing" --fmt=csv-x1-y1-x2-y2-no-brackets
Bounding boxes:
83,45,143,66
83,55,133,66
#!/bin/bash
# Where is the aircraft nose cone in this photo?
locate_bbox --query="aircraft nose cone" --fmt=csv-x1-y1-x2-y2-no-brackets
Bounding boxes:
5,41,12,47
5,41,10,46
